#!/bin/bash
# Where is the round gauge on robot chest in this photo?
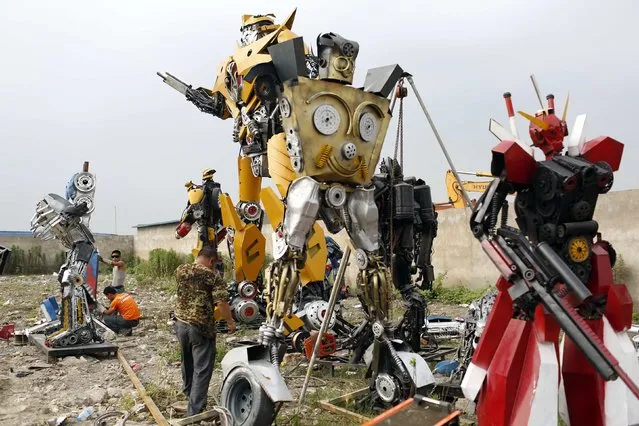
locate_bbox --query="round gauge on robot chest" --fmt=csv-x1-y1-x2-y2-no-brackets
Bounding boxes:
313,104,341,135
568,237,590,262
359,112,378,142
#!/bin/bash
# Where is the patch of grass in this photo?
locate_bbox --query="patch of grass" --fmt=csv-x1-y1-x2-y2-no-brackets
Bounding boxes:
120,393,136,411
215,341,229,365
134,249,193,279
5,245,58,275
160,343,182,364
305,386,344,407
613,254,630,283
421,272,491,305
145,382,182,409
632,312,639,324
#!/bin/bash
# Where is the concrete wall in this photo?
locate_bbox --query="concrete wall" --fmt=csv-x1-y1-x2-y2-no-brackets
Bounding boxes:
433,189,639,302
131,189,639,301
0,231,134,269
133,221,360,284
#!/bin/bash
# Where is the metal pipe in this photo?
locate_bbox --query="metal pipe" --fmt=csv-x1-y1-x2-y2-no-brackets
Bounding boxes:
457,170,494,178
298,246,351,404
535,241,592,302
406,77,472,207
503,92,521,140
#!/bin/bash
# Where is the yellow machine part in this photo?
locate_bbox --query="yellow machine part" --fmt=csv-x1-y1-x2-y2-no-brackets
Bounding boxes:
219,193,266,283
187,187,204,205
266,133,298,197
190,227,217,258
210,56,238,119
260,187,327,284
568,237,590,262
445,170,492,208
281,313,304,336
233,9,299,76
238,156,262,202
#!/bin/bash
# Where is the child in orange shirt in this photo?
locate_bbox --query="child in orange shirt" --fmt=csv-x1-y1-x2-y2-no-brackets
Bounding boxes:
102,286,141,336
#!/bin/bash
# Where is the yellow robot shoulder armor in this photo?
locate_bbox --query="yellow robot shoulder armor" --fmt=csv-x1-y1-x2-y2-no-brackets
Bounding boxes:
187,187,204,204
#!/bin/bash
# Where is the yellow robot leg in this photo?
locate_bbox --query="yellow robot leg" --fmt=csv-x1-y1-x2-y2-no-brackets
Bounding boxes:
238,156,261,202
260,187,327,285
220,193,265,283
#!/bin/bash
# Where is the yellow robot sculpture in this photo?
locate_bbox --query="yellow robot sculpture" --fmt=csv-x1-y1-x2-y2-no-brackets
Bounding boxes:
158,10,327,297
175,168,226,257
159,11,433,424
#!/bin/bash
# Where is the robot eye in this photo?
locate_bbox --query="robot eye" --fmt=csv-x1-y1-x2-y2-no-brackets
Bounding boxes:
359,112,378,142
313,104,341,136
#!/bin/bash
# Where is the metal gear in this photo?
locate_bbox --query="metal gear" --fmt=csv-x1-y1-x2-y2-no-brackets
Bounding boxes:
375,373,399,403
372,321,384,338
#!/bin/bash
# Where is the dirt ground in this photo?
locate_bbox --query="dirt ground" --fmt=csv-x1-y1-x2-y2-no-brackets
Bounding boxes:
0,273,470,426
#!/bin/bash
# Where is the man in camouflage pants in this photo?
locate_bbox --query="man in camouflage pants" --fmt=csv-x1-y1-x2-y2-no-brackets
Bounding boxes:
174,245,236,416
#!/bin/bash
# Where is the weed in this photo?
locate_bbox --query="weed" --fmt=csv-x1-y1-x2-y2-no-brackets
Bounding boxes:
135,249,192,278
215,341,229,365
6,245,56,275
120,393,136,411
160,343,182,364
613,255,630,283
421,272,491,305
145,382,182,408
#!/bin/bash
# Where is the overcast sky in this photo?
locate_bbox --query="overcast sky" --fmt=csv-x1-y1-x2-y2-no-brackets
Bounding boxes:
1,0,637,235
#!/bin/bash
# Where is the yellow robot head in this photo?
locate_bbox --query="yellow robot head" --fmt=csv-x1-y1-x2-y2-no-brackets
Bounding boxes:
239,13,276,46
202,168,216,181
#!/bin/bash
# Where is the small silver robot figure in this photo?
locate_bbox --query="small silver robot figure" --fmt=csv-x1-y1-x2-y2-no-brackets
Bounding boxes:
31,162,101,347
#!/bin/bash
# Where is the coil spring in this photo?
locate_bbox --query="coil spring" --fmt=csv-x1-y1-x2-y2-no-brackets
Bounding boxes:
501,199,509,227
359,157,368,178
489,197,500,235
269,342,279,366
341,206,352,231
382,335,411,385
315,145,332,168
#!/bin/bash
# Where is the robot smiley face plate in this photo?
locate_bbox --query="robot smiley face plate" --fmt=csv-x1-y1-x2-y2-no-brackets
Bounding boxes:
279,76,391,185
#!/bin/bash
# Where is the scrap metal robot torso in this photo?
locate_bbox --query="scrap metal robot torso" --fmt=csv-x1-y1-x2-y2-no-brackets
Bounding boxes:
461,85,639,425
30,162,102,347
161,10,434,423
372,157,438,353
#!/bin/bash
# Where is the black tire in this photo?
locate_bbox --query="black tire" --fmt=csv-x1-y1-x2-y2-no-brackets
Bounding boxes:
220,366,275,426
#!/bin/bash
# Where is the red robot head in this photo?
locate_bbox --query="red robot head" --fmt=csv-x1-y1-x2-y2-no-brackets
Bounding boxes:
520,94,569,159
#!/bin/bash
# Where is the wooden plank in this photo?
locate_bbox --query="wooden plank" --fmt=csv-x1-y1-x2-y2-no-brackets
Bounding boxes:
318,387,372,423
117,351,170,426
169,409,220,425
318,400,371,424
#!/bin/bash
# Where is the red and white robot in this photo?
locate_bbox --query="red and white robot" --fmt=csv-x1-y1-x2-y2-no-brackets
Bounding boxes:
461,77,639,425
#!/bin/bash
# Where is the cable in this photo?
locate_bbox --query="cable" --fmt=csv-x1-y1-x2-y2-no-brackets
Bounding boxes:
93,410,129,426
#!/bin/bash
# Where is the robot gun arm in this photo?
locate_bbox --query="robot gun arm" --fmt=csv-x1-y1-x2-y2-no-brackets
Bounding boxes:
471,185,639,399
157,72,226,118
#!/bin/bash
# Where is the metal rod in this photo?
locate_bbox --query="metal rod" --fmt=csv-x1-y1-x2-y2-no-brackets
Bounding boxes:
457,170,494,177
298,245,351,404
406,76,472,207
530,74,545,111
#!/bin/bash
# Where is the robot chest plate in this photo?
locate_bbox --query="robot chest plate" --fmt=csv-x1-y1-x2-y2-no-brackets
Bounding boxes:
279,77,390,185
